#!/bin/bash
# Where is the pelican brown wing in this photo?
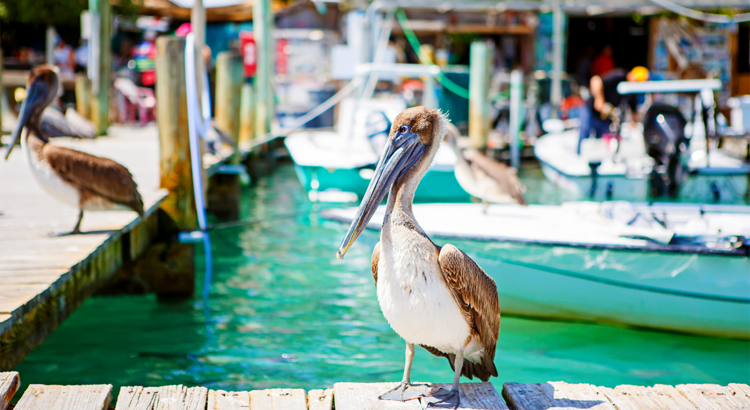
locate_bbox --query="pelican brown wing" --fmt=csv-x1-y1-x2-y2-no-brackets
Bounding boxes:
432,243,500,381
371,241,381,287
43,145,144,215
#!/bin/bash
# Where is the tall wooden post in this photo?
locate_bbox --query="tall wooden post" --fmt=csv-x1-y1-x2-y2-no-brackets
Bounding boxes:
215,51,243,143
469,41,493,149
89,0,111,135
75,74,91,118
253,0,274,139
153,36,196,298
239,82,254,147
156,36,197,230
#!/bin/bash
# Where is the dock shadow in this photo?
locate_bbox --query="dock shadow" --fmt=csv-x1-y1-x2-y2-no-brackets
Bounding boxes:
502,382,609,410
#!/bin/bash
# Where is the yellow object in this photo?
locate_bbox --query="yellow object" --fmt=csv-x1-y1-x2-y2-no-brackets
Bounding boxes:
629,66,650,82
14,87,26,103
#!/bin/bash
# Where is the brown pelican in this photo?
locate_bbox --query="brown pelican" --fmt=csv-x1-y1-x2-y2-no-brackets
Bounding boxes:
4,65,143,235
445,124,527,206
337,107,500,408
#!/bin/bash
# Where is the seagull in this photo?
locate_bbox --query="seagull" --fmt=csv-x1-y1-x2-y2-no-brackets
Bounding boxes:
337,107,501,409
445,123,527,206
4,65,143,235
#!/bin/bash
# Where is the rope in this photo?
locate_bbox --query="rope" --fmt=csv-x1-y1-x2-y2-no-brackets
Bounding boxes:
395,8,471,99
249,76,364,147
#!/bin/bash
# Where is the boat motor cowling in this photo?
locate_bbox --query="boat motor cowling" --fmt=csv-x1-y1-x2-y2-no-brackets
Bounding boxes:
643,103,688,197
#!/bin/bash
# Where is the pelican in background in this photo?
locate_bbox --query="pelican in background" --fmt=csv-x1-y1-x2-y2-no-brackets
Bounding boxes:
337,107,500,409
446,124,527,206
41,105,97,139
4,65,143,235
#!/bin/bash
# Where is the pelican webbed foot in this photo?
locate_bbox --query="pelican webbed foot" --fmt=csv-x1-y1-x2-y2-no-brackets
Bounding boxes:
426,386,460,409
378,382,430,402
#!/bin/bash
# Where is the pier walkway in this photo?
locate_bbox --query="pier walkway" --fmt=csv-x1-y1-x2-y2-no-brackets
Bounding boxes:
1,372,749,409
0,125,233,370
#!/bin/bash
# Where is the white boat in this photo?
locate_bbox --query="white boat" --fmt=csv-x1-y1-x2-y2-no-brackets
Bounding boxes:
323,201,750,338
536,79,750,202
285,97,469,203
535,128,750,202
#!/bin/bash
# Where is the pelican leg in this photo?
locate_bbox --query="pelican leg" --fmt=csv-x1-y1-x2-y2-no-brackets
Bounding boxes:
427,350,463,409
72,210,84,234
378,343,429,402
51,210,84,237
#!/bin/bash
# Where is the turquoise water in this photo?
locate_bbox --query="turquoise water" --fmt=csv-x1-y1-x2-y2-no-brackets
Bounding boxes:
14,164,750,398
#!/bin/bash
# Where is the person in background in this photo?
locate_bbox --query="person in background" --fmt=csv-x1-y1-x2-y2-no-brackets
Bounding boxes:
576,45,595,89
54,36,76,75
591,45,614,77
577,66,649,155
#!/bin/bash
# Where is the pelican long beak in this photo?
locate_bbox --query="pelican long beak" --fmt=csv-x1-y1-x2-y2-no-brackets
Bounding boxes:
337,130,425,260
5,79,47,160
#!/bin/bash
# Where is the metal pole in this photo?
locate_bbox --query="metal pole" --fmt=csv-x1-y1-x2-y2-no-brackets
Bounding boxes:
509,69,522,169
550,2,564,115
46,25,56,65
191,0,206,115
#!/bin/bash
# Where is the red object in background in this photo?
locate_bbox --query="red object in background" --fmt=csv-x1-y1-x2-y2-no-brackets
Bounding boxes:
239,31,257,77
275,38,288,76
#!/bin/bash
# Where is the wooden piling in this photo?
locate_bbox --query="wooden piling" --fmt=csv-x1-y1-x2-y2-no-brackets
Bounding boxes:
75,74,91,119
469,41,493,149
153,35,198,297
254,0,275,139
155,36,198,231
215,51,244,143
89,0,111,135
239,82,255,147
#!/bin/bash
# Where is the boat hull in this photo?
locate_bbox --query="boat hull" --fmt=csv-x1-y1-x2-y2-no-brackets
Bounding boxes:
539,160,750,203
452,240,749,339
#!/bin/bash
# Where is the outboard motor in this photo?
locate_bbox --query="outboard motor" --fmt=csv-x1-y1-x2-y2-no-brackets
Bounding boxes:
643,103,688,197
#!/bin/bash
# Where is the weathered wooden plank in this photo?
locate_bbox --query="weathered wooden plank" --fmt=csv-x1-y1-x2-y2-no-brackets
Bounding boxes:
600,384,697,410
184,386,209,410
155,385,186,409
15,384,112,410
0,372,19,410
676,383,750,409
249,388,307,410
208,390,250,410
728,383,750,404
333,383,422,410
502,382,614,410
114,386,159,410
307,389,333,410
422,382,508,410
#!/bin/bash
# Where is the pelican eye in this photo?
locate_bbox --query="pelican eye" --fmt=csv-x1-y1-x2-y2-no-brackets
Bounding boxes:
399,125,408,134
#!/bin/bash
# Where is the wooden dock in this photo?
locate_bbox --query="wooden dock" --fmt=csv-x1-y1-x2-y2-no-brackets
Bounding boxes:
0,125,235,370
0,372,748,409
